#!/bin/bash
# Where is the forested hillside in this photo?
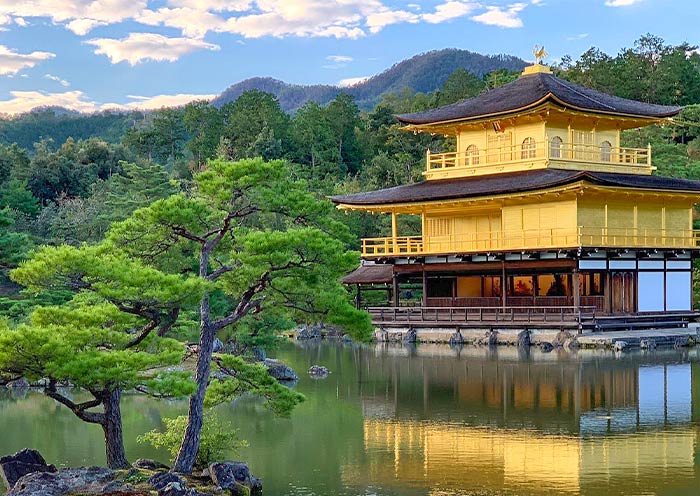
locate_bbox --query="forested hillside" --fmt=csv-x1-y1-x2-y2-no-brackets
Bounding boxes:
212,49,527,111
2,35,700,318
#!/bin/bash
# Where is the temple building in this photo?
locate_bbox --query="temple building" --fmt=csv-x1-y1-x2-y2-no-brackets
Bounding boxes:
331,60,700,331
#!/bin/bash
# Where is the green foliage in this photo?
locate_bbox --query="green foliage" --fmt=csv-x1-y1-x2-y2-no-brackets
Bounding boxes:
206,354,304,415
0,179,40,215
0,207,33,269
138,413,248,468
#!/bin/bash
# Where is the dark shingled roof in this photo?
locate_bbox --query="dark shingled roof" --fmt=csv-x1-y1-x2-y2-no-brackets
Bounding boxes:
329,169,700,206
341,264,393,285
396,72,682,125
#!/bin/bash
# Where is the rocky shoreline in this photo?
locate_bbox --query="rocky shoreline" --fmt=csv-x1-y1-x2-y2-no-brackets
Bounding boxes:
1,450,262,496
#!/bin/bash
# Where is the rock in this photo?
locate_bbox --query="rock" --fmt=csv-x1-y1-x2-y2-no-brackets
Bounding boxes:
251,346,266,361
209,462,262,496
212,338,224,353
7,378,30,389
149,471,186,492
296,325,322,340
373,329,388,342
264,360,298,382
613,340,628,352
341,334,353,343
132,458,169,471
0,449,57,489
308,365,329,378
539,342,554,352
449,331,464,346
516,330,531,348
402,329,417,344
674,336,691,348
7,466,116,496
478,330,498,346
640,339,657,350
563,337,579,350
159,481,188,496
552,331,573,348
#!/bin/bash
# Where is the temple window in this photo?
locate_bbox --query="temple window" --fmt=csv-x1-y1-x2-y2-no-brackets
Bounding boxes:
465,144,480,165
549,136,562,158
601,140,612,162
521,137,536,159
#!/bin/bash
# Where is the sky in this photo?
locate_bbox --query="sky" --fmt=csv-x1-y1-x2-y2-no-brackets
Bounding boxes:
0,0,697,115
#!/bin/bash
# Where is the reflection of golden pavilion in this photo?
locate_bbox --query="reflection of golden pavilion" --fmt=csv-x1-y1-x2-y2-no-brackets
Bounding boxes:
347,347,700,494
344,420,698,495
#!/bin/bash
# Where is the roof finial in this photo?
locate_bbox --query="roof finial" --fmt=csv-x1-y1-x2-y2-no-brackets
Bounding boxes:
533,44,548,64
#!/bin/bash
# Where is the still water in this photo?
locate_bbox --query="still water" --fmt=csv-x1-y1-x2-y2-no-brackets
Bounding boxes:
1,342,700,495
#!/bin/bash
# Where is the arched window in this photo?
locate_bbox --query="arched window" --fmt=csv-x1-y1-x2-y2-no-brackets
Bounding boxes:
549,136,563,158
521,137,536,159
465,144,479,165
600,141,612,162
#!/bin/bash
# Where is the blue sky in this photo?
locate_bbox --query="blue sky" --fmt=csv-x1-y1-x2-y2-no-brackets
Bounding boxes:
0,0,696,114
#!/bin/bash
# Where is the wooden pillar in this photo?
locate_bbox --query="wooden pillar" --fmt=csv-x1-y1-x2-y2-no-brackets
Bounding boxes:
391,211,398,254
422,269,428,306
572,269,581,310
355,285,362,310
392,274,399,307
604,270,612,314
501,260,507,308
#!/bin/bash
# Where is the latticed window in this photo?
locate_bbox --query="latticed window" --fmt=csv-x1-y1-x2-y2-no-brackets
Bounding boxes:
600,140,612,162
521,137,536,159
465,144,479,165
549,136,562,158
487,131,512,162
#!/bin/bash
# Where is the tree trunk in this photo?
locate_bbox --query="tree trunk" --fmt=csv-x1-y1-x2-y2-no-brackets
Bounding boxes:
173,299,216,474
102,389,130,469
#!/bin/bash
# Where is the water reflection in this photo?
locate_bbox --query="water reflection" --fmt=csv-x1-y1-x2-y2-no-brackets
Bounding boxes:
344,345,700,495
0,342,698,495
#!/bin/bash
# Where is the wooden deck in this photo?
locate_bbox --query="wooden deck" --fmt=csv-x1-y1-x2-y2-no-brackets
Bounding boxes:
368,306,700,332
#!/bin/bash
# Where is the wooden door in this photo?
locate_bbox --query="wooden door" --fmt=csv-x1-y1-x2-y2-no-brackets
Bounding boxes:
611,272,635,314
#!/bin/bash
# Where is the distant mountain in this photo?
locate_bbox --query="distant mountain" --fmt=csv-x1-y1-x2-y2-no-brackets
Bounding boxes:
211,49,527,112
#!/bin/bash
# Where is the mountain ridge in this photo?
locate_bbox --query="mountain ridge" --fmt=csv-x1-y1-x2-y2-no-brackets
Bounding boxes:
211,48,527,111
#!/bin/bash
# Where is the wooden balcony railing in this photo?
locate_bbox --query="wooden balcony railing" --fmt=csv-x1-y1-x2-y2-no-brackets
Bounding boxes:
368,305,597,325
361,227,700,257
426,140,651,177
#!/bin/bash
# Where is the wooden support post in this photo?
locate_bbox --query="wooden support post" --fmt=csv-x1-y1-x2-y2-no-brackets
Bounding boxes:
422,269,427,306
572,269,581,310
501,261,507,309
392,274,399,307
355,285,362,310
391,211,398,254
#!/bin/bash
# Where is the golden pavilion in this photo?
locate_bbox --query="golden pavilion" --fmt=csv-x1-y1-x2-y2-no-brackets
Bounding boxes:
331,60,700,331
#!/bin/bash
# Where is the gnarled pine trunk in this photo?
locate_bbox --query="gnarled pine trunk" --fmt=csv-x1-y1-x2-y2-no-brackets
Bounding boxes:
172,298,216,474
102,389,130,469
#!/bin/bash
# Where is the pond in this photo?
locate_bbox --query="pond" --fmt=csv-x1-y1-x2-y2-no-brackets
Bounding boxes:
1,341,699,495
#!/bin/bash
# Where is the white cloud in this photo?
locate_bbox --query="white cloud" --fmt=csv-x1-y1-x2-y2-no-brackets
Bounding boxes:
123,93,217,109
0,0,148,35
471,2,526,28
44,73,70,86
365,9,418,34
66,18,108,36
86,33,220,65
566,32,589,41
0,45,55,76
136,7,226,38
422,1,476,24
604,0,642,6
327,55,353,63
0,0,530,41
0,89,217,115
13,16,27,26
0,90,100,115
338,76,369,87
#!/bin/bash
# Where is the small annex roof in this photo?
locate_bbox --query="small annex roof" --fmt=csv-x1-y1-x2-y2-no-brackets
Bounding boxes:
396,70,682,125
329,169,700,207
341,264,393,285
